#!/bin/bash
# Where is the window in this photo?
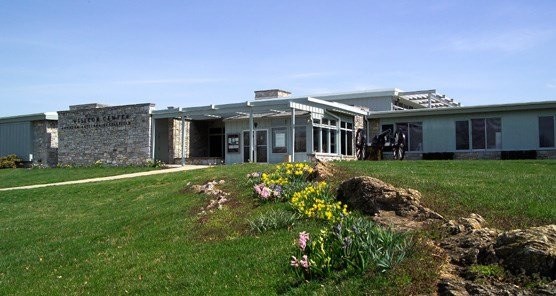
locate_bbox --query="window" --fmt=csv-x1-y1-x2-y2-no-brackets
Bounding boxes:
455,121,469,150
340,120,354,155
466,118,502,150
272,128,287,153
486,118,501,149
395,122,422,152
409,123,423,151
313,127,320,152
295,126,307,152
539,116,555,148
321,129,329,153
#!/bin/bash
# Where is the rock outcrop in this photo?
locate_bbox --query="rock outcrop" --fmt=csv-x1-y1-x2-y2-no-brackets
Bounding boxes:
335,176,556,295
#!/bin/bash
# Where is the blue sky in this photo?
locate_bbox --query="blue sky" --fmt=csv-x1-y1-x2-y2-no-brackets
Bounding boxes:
1,0,555,116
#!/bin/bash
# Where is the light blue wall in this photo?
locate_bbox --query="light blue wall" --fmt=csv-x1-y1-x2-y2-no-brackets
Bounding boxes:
334,96,392,111
376,108,556,153
0,122,32,161
224,115,311,164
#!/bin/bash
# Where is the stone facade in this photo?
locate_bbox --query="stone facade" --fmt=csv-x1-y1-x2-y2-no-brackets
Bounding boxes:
58,103,154,166
168,118,185,163
32,120,58,167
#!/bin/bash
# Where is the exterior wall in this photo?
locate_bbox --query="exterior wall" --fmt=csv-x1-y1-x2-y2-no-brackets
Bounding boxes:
0,122,32,161
332,96,392,112
168,118,183,163
32,120,58,166
224,115,312,164
58,103,154,166
374,107,556,159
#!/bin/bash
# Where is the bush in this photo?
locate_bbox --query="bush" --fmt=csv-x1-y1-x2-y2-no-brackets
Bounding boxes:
0,154,21,169
290,216,412,280
247,209,302,233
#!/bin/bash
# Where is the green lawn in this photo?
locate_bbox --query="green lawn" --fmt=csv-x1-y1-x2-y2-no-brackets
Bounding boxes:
0,160,553,294
334,160,556,229
0,166,158,189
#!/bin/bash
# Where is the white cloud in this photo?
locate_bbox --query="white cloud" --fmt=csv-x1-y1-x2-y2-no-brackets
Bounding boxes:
444,29,553,53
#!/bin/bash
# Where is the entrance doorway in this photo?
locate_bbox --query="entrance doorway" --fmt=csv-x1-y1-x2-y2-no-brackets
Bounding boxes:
243,130,268,163
154,119,169,163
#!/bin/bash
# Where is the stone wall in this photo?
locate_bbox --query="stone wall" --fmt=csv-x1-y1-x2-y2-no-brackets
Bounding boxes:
537,150,556,159
32,120,58,167
168,118,185,163
58,103,154,166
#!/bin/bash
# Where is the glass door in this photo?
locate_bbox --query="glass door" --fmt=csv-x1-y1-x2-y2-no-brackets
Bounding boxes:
243,130,268,163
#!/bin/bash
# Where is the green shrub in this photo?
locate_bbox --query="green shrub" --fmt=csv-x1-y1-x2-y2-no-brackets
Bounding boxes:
0,154,21,169
248,209,301,233
290,216,412,280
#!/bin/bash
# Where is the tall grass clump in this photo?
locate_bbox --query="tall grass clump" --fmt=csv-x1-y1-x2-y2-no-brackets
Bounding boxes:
247,209,302,233
290,216,412,280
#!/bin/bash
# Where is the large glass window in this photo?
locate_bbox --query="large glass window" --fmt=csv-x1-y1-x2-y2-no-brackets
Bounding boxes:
539,116,555,148
395,122,422,152
409,123,423,151
313,127,320,153
295,126,307,152
469,118,502,150
472,119,486,149
486,118,501,149
272,127,287,153
455,121,469,150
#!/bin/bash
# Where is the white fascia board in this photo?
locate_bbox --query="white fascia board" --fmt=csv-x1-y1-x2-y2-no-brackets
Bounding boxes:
368,100,556,119
310,88,399,101
0,112,59,124
306,97,368,115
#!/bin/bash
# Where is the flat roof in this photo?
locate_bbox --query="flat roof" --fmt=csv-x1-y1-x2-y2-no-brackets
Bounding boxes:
368,100,556,119
0,112,58,124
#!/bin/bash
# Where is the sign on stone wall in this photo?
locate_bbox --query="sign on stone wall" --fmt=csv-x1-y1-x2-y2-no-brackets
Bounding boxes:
57,103,154,166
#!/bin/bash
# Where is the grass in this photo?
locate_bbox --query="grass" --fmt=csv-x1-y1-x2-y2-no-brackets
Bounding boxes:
0,160,553,294
333,160,556,229
0,166,158,189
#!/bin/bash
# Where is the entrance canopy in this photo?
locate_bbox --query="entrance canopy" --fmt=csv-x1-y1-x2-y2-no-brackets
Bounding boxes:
151,96,368,120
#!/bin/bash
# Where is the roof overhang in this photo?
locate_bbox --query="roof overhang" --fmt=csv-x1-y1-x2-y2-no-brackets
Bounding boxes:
368,100,556,119
151,96,367,120
0,112,58,124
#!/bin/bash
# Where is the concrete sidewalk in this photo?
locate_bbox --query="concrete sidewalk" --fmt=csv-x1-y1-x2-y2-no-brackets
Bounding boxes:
0,165,210,191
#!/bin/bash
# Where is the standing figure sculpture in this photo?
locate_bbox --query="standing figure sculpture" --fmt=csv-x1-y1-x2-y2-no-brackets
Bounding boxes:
368,129,391,160
355,128,367,160
392,129,406,160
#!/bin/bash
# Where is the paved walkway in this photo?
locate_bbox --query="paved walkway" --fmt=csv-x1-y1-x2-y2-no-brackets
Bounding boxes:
0,165,210,191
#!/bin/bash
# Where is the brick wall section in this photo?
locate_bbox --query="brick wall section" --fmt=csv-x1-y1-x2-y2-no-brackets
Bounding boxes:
58,103,154,166
32,120,58,167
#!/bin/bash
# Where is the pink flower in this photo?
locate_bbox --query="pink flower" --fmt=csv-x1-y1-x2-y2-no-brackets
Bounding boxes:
290,256,299,267
298,231,310,251
300,255,310,269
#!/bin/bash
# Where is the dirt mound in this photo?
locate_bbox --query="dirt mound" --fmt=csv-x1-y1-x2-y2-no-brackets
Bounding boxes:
307,159,334,181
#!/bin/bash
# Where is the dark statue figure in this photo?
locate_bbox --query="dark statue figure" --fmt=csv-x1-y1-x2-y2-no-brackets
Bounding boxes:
355,128,367,160
392,129,406,160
